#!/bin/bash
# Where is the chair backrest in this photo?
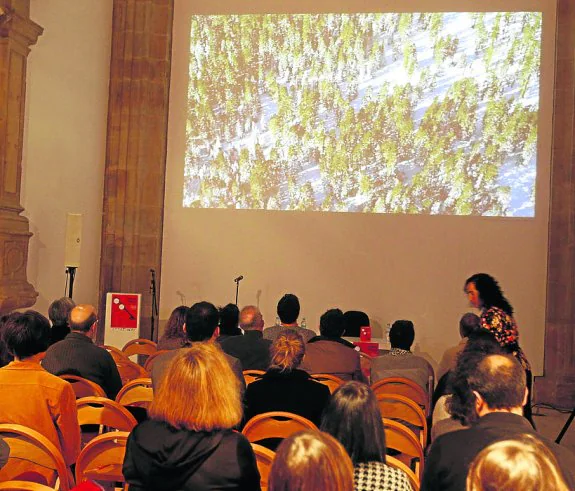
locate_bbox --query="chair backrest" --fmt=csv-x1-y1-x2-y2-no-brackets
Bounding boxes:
386,455,420,491
250,443,275,491
376,393,428,448
122,339,157,358
242,412,317,443
59,375,106,399
0,424,70,491
76,397,137,432
143,349,169,372
382,418,424,482
115,378,154,408
372,377,430,417
0,482,57,491
103,345,131,364
115,358,149,386
310,373,345,394
243,370,265,386
75,431,129,486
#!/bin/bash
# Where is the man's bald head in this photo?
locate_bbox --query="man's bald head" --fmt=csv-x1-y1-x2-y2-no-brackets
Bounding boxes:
239,305,264,331
69,304,98,333
468,354,526,411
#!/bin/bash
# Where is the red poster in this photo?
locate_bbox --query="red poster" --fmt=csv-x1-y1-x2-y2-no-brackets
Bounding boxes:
110,293,139,329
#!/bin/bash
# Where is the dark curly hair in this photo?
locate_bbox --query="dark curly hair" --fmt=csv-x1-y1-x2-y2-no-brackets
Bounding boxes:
162,306,188,340
465,273,514,316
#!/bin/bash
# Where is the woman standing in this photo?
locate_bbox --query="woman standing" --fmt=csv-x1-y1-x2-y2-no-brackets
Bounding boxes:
464,273,533,422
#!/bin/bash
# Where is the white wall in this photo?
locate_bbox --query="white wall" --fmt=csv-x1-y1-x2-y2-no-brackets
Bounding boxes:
21,1,113,315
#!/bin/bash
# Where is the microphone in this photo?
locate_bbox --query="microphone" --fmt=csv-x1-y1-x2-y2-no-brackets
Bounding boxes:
234,275,244,283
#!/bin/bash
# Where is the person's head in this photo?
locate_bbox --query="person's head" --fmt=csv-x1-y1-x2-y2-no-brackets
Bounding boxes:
2,311,50,359
321,381,386,465
268,430,354,491
162,306,188,340
239,305,264,331
277,294,300,325
149,342,242,431
48,297,76,326
219,303,240,335
69,304,98,336
464,273,514,316
467,434,569,491
389,320,415,350
269,330,305,372
319,309,345,338
184,301,220,342
459,312,481,339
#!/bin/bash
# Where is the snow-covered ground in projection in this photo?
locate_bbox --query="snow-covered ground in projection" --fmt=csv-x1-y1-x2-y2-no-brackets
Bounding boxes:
183,12,541,216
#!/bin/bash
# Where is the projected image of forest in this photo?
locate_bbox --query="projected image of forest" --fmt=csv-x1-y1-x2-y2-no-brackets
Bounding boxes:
184,13,541,216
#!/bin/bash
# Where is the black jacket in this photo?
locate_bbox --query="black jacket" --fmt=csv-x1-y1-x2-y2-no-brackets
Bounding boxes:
123,419,260,490
220,330,272,371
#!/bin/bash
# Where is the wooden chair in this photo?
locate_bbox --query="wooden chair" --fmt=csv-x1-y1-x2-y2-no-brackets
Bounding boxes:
383,418,424,482
122,339,157,363
386,455,420,491
0,424,70,491
76,397,137,434
103,345,130,364
243,370,265,386
310,373,345,394
115,378,154,409
372,377,430,417
115,358,149,386
376,393,428,448
242,412,317,444
250,443,275,491
0,482,57,491
143,349,169,372
59,375,106,399
75,432,129,488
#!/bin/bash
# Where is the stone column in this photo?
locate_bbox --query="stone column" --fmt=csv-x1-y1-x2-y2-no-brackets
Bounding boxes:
98,0,173,342
0,0,41,313
534,0,575,407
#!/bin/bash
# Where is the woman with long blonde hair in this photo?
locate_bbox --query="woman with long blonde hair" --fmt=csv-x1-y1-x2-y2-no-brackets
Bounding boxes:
122,342,260,490
269,430,354,491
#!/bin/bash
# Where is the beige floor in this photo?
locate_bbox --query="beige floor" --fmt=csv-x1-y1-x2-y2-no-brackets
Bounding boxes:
533,405,575,454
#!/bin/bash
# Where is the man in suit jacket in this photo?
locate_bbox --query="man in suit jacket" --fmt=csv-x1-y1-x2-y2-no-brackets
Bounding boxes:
151,301,245,393
300,308,364,381
43,304,122,399
220,305,271,370
422,353,575,490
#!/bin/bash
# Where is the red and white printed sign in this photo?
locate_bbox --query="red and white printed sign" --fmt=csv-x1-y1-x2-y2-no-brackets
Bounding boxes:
104,292,141,349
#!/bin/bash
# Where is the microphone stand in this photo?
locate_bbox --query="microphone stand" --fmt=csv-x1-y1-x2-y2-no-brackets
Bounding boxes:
150,269,159,342
234,276,243,305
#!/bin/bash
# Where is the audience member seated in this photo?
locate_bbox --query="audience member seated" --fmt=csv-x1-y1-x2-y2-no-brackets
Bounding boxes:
43,304,122,399
0,311,80,467
466,434,570,491
436,312,481,381
371,320,434,391
431,329,502,441
0,313,15,368
422,353,575,490
342,310,370,337
268,430,354,491
220,305,271,370
300,309,364,381
217,303,243,342
47,296,76,345
263,293,316,343
151,301,244,392
321,381,413,491
157,305,188,350
244,331,330,428
123,343,260,490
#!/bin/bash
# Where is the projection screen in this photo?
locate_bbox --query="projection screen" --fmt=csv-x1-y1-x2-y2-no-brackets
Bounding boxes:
161,0,556,373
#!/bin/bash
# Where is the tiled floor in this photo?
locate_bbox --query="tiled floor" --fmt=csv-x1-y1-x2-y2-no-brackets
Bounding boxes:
533,405,575,453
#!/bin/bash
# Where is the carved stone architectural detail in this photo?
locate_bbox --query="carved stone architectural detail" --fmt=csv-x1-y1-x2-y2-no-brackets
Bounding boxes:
0,0,41,313
98,0,173,342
